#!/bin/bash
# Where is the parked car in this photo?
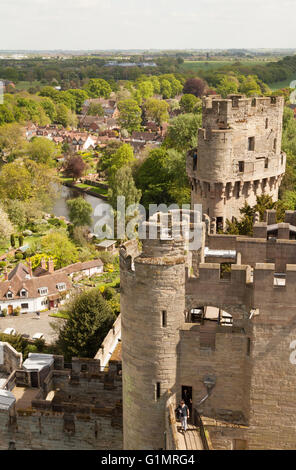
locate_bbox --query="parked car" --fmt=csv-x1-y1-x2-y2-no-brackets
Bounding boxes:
32,332,44,340
3,328,16,336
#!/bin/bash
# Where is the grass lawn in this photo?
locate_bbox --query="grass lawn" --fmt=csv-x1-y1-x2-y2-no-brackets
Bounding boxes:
49,312,69,319
59,176,108,197
59,176,74,184
75,183,108,197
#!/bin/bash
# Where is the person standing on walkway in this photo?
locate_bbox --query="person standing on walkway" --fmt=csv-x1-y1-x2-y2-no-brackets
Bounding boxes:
178,400,189,433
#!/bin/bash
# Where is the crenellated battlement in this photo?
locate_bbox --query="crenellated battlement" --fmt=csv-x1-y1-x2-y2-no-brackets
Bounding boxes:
202,94,284,120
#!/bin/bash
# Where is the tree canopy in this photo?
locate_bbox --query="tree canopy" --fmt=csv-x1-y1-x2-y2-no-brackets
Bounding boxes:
55,288,116,361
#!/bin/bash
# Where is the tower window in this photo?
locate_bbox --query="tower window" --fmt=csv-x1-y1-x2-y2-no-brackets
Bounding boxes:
248,137,255,151
162,310,167,327
265,118,268,129
155,382,161,400
247,338,251,356
273,138,277,151
238,161,244,173
264,158,269,169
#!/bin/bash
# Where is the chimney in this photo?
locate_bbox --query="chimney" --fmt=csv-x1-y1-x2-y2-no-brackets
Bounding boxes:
48,258,54,274
27,259,32,277
41,258,46,270
4,269,8,281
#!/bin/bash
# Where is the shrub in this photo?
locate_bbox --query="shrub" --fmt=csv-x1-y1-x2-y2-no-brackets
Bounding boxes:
1,308,7,317
13,306,21,316
15,253,24,260
34,338,46,352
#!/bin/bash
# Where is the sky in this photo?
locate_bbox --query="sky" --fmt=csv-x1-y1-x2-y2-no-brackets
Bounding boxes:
0,0,295,51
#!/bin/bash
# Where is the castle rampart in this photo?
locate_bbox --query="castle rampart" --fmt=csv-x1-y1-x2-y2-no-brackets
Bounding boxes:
120,209,296,449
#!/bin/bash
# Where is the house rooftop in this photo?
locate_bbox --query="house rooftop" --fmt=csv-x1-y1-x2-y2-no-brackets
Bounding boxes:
96,239,117,248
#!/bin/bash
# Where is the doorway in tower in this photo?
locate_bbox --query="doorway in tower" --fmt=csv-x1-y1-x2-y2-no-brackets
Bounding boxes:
181,385,192,418
216,217,223,232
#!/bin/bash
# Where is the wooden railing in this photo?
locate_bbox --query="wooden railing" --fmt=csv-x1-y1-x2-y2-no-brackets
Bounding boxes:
193,408,210,450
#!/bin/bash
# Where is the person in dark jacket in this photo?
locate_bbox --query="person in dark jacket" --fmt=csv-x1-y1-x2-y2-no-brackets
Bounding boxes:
177,400,189,433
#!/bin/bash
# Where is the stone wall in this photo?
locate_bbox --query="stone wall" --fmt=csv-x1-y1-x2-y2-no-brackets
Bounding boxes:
0,342,22,375
0,411,122,450
95,315,121,368
0,369,123,450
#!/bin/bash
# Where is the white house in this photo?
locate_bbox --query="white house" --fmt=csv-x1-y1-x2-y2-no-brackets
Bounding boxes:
0,263,71,315
0,258,104,315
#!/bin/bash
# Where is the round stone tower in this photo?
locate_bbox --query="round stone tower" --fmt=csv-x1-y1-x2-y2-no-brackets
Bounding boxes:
187,94,286,231
120,216,186,450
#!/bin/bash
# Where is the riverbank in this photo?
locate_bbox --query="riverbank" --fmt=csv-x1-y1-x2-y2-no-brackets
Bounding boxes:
62,180,109,201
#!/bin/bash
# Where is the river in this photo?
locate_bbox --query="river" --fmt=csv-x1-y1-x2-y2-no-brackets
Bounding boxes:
52,185,105,232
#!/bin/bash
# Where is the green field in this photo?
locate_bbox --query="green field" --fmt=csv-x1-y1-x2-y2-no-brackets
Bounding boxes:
15,80,42,90
269,77,294,91
182,59,273,73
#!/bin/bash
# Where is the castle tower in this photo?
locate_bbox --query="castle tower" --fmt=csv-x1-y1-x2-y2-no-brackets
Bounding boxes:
120,215,187,450
187,94,286,230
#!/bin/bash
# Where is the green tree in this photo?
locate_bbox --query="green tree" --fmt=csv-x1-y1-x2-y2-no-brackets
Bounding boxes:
39,86,60,101
98,140,122,172
85,79,112,99
87,103,104,116
55,103,77,127
117,99,142,133
108,165,142,209
55,288,116,361
144,98,169,126
160,79,172,99
135,147,190,208
27,137,57,165
137,81,154,100
164,113,202,152
67,197,93,227
239,75,261,96
41,231,79,268
179,94,199,113
217,76,239,98
107,143,135,176
40,97,57,121
67,89,89,113
0,162,33,200
0,123,26,158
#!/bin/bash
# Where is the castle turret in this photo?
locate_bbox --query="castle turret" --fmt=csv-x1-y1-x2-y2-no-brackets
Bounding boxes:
120,216,187,449
187,95,286,231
